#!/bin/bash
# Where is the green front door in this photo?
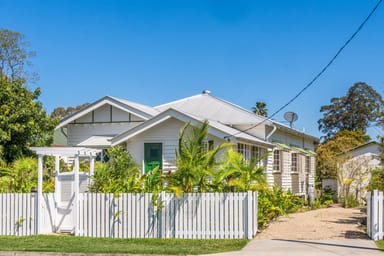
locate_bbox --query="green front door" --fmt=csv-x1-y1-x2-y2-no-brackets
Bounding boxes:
144,143,162,173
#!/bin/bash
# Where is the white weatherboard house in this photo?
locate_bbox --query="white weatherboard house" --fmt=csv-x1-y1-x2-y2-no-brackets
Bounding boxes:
55,91,319,196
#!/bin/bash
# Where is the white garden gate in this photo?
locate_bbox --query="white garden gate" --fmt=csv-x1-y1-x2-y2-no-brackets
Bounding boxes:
30,147,100,235
55,171,89,233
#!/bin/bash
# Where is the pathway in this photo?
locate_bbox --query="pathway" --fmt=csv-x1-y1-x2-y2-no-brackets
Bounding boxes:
204,205,383,256
256,205,367,240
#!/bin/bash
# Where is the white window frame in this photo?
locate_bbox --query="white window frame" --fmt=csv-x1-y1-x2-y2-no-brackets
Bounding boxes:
305,155,311,173
238,143,265,167
291,153,298,173
273,150,281,172
201,140,214,154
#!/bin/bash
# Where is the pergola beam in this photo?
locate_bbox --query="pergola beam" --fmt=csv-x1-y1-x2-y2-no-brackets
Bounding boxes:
30,147,101,235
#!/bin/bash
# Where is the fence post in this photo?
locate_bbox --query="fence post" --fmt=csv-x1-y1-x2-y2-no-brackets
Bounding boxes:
379,191,383,240
254,191,258,237
73,154,80,236
246,191,253,239
36,154,43,235
367,191,371,238
372,190,379,240
159,191,166,238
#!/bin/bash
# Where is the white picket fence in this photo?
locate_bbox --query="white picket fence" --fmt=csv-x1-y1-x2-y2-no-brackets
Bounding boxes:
0,191,258,239
367,190,384,240
0,193,56,236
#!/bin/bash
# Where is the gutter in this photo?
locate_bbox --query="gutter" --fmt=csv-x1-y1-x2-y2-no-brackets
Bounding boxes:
265,124,277,141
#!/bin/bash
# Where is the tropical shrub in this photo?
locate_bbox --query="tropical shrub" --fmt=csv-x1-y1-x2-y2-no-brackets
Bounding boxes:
172,121,231,192
203,149,268,192
89,146,142,193
257,185,306,229
0,157,55,193
368,168,384,191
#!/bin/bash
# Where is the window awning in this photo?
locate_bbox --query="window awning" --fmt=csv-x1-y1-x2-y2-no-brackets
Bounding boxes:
273,142,291,150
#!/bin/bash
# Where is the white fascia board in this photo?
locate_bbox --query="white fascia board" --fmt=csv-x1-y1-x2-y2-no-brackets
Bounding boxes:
236,137,275,148
111,115,172,146
56,100,107,129
56,97,152,130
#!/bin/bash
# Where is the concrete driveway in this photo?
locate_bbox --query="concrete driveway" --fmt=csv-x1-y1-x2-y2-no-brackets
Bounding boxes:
203,206,383,256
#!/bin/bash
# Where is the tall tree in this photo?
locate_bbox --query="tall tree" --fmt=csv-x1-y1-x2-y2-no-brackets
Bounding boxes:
318,82,384,140
0,29,35,81
51,103,90,119
0,29,56,163
316,130,369,179
0,77,57,162
252,102,268,117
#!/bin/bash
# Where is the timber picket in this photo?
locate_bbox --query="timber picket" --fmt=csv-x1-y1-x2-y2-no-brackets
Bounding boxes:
0,192,258,239
367,190,384,240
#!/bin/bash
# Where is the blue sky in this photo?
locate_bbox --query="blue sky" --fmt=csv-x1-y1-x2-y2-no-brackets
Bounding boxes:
1,0,383,139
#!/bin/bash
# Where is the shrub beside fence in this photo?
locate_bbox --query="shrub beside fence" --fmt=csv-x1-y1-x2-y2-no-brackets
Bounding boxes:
0,191,258,239
367,190,384,240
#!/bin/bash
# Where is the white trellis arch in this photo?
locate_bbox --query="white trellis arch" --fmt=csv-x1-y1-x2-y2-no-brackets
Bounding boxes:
30,147,101,235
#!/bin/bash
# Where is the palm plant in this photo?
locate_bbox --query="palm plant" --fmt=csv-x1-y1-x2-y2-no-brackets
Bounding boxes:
252,102,268,117
172,121,231,192
218,149,267,192
4,157,38,193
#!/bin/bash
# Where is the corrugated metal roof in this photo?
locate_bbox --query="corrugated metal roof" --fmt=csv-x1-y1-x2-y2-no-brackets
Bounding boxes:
155,92,271,125
208,120,273,147
155,92,318,142
111,107,274,148
109,96,160,117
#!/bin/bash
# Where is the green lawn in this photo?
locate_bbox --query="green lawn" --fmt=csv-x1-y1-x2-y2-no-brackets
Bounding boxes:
376,240,384,251
0,235,248,255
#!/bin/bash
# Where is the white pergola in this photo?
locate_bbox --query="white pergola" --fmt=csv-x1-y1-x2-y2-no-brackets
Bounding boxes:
30,147,101,235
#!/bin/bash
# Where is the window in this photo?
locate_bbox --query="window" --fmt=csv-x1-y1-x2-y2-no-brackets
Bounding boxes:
237,143,246,158
305,156,311,173
237,143,265,166
202,140,214,153
251,146,261,160
291,153,298,172
273,150,281,172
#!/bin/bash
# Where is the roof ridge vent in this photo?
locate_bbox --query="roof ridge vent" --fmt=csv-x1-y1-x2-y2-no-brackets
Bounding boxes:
202,90,211,95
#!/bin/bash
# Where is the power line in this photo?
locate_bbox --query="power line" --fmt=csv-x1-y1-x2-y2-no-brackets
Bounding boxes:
227,0,383,139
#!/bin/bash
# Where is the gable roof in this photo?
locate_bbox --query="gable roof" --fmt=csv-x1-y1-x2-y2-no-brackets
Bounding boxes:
347,141,381,155
155,91,319,142
56,96,159,129
155,91,272,126
111,108,274,148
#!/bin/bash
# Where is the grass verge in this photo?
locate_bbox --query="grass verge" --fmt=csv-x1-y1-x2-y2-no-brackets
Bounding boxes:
0,235,248,255
376,240,384,251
